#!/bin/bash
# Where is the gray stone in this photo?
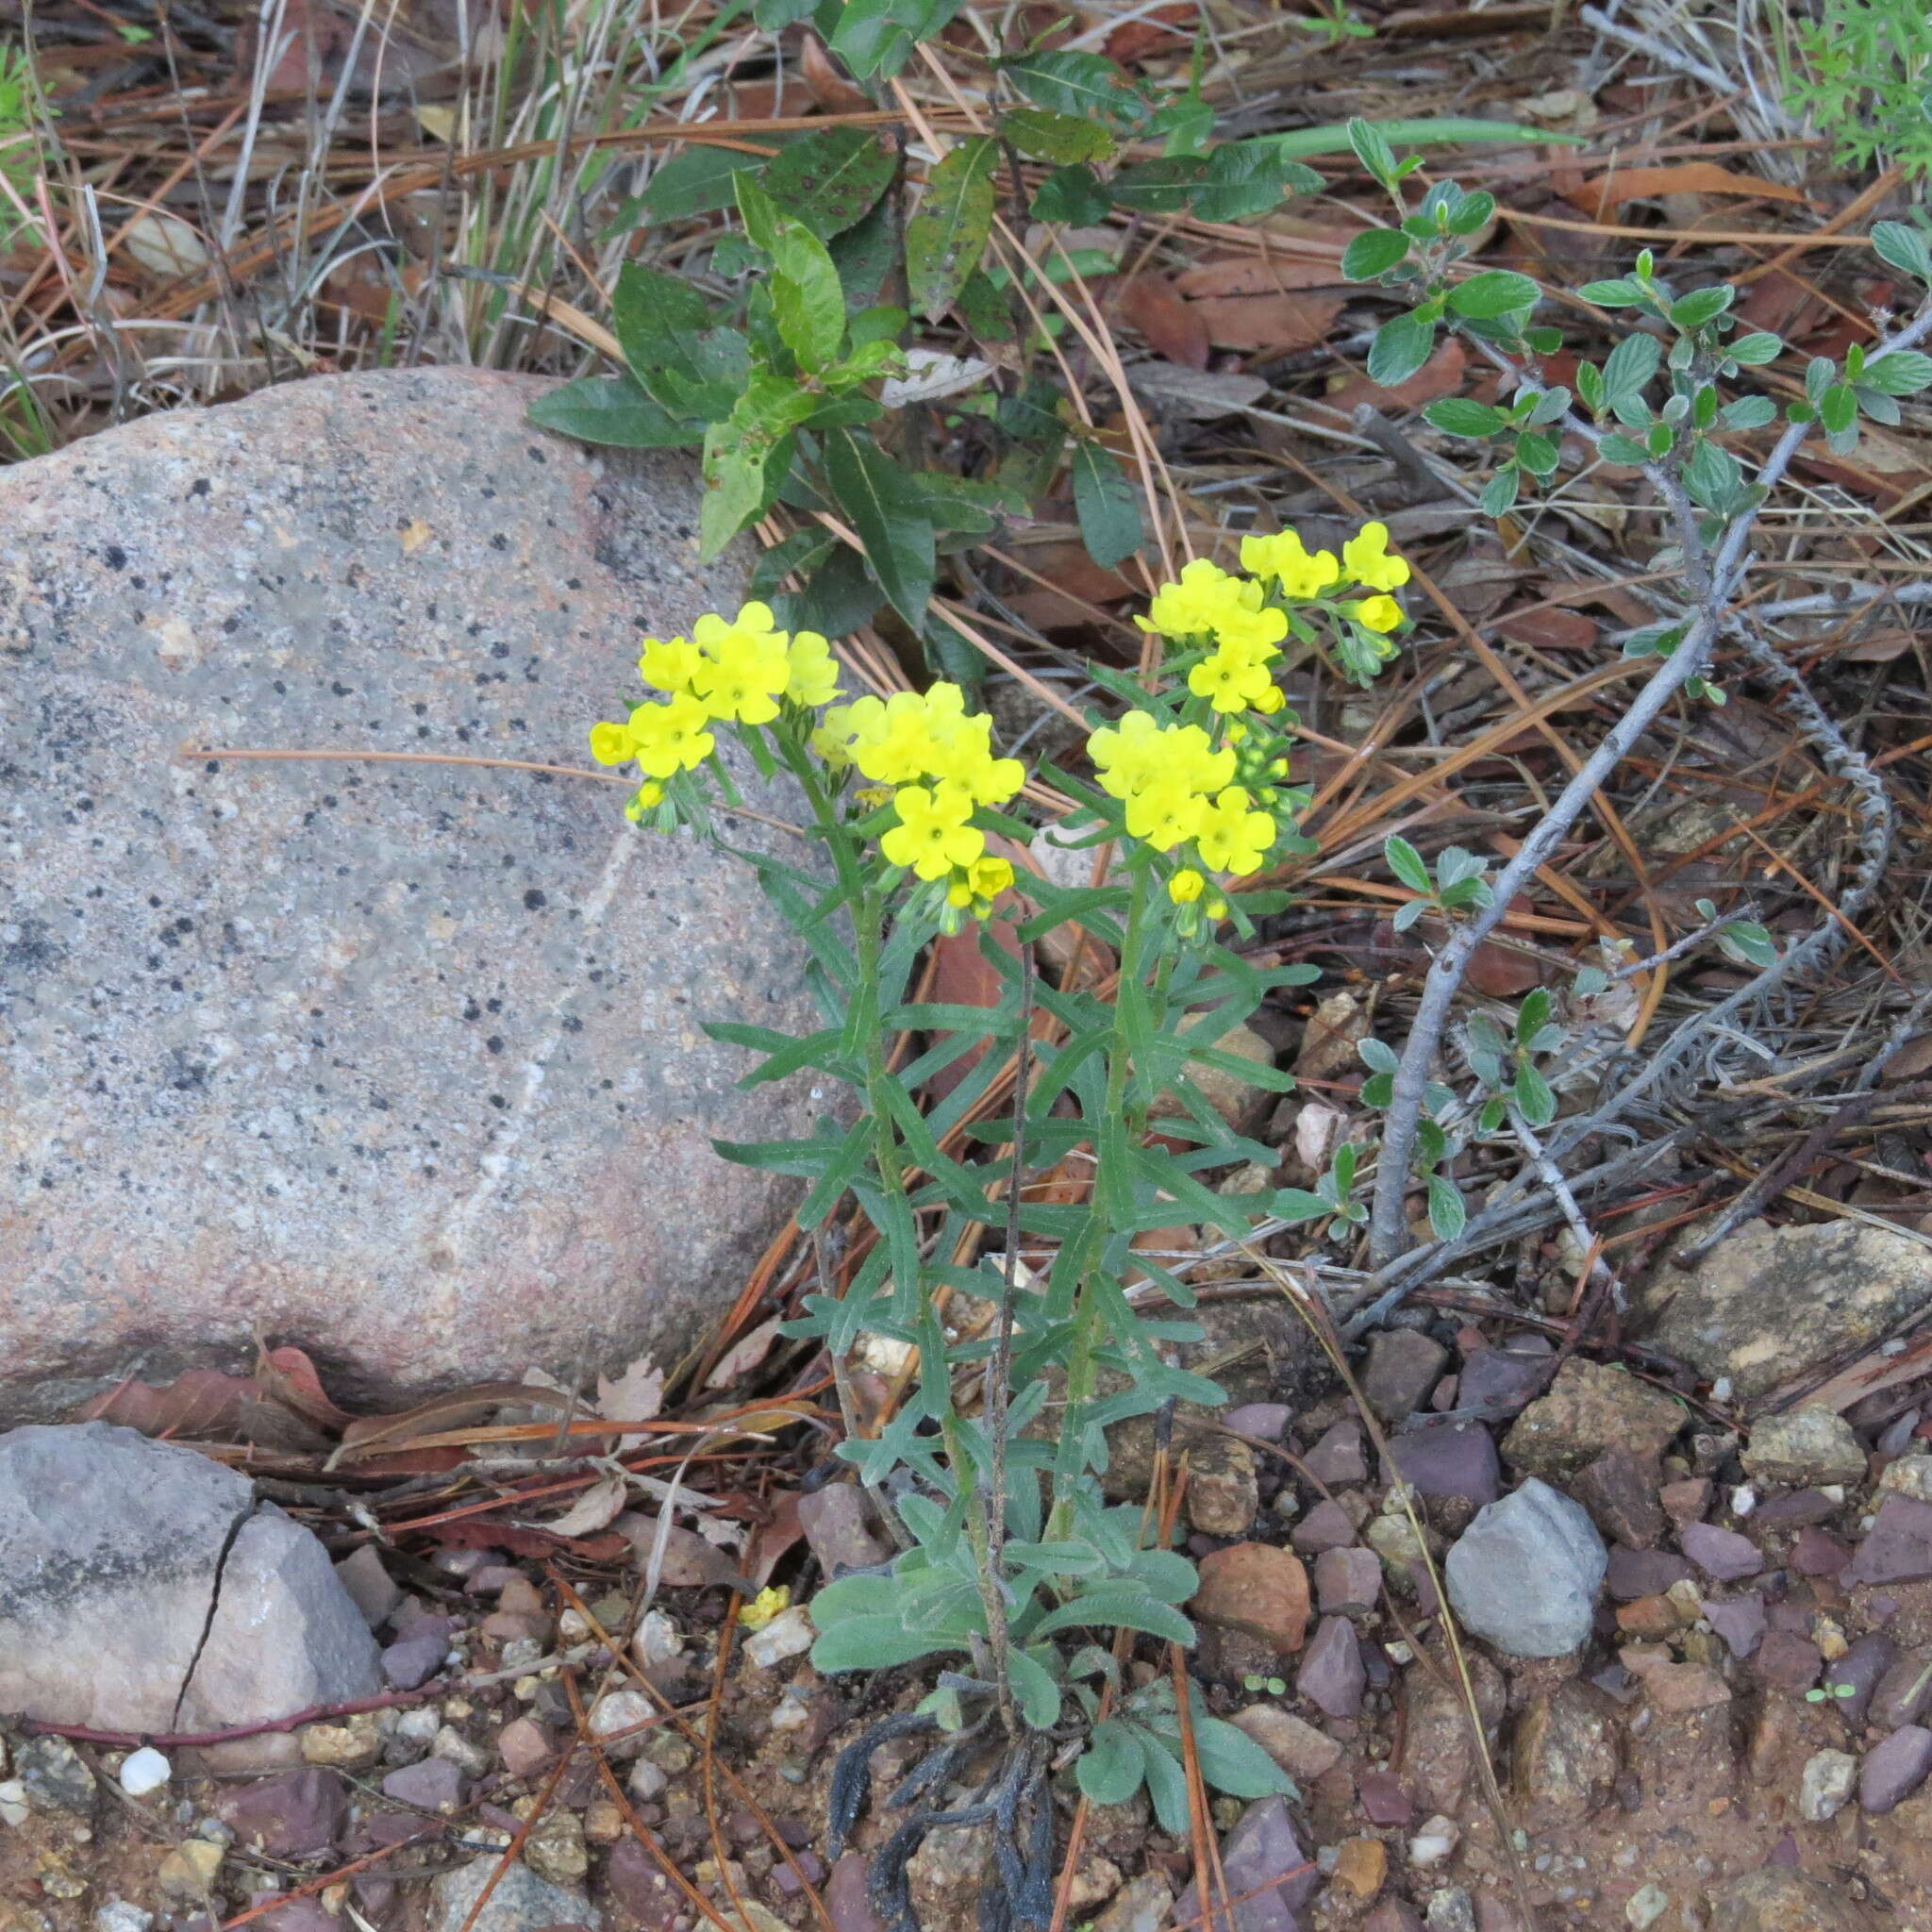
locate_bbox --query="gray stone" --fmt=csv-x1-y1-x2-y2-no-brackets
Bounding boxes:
1444,1477,1607,1656
1740,1407,1867,1488
427,1853,600,1932
1229,1706,1342,1782
796,1485,891,1581
0,1423,377,1731
0,369,823,1413
17,1736,97,1814
1360,1330,1447,1421
333,1545,402,1629
1296,1615,1365,1719
1383,1424,1501,1507
1641,1220,1932,1405
380,1757,468,1811
1799,1749,1857,1824
1705,1868,1879,1932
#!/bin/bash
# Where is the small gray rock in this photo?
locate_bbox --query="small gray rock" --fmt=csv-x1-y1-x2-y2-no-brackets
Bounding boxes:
0,1424,377,1734
1360,1331,1448,1422
1297,1616,1366,1719
1799,1749,1857,1824
1740,1407,1866,1489
427,1854,601,1932
1424,1890,1476,1932
17,1736,97,1815
1445,1477,1607,1656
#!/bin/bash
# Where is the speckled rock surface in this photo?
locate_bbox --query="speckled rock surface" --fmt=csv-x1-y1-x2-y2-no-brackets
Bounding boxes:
1638,1219,1932,1405
0,370,824,1411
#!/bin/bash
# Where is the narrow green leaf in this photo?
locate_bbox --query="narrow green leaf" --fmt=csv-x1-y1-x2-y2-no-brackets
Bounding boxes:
1071,439,1143,568
823,427,937,626
526,376,700,448
906,136,999,323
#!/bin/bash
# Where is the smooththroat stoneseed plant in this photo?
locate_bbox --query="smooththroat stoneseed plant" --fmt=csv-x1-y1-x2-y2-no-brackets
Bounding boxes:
589,538,1407,1929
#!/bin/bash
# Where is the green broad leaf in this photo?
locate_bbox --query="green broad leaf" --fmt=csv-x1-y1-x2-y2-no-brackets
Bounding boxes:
1447,269,1541,319
1425,1174,1467,1241
1367,310,1436,387
830,195,900,310
1032,163,1111,227
1007,1648,1062,1730
1819,382,1859,434
1423,396,1507,437
1108,157,1209,215
1513,1061,1556,1128
1477,463,1520,515
611,261,713,375
1190,1715,1296,1800
1515,428,1558,476
824,426,937,626
773,237,846,372
1598,430,1650,465
907,136,999,323
1728,330,1782,366
1719,395,1776,431
1873,220,1932,287
1669,284,1735,332
1384,834,1433,894
1190,140,1318,223
1346,115,1400,188
526,376,701,448
1601,328,1660,398
1717,919,1778,970
1273,1188,1333,1224
1577,276,1646,308
828,0,965,79
1076,1720,1145,1806
1133,1731,1191,1834
699,375,813,558
1000,107,1114,164
1003,50,1146,125
1341,227,1411,281
641,142,777,222
777,545,879,640
1071,439,1143,569
1031,1591,1193,1644
1858,350,1932,395
1684,438,1741,508
761,126,897,240
810,1615,958,1674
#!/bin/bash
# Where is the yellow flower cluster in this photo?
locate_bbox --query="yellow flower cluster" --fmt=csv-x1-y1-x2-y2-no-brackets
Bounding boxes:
813,683,1021,908
590,603,842,808
1088,712,1272,877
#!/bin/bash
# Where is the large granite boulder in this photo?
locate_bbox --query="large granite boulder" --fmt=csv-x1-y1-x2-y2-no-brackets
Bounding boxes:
0,370,824,1412
0,1422,379,1733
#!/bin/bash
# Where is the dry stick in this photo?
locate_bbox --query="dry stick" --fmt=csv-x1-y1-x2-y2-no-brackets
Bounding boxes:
1362,295,1932,1281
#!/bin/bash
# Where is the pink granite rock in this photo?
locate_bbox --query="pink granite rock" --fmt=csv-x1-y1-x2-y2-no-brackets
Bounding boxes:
0,370,826,1411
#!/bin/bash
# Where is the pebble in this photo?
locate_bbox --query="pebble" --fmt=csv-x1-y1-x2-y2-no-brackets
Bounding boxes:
1091,1874,1173,1932
588,1690,656,1758
1751,1489,1840,1530
1846,1494,1932,1585
299,1714,382,1770
1605,1547,1695,1600
158,1840,225,1899
1424,1888,1476,1932
1702,1592,1767,1660
1407,1815,1458,1868
118,1748,171,1797
18,1737,97,1815
1624,1885,1669,1930
743,1605,815,1669
1680,1522,1762,1582
1445,1478,1607,1656
1298,1615,1366,1719
215,1769,349,1859
94,1905,154,1932
1361,1331,1448,1420
1870,1647,1932,1729
1790,1526,1852,1577
1331,1836,1387,1900
1316,1546,1383,1616
1384,1424,1502,1507
1174,1796,1318,1932
381,1757,468,1812
1633,1659,1731,1713
1193,1543,1311,1653
1291,1500,1359,1556
1741,1407,1867,1488
1230,1706,1342,1781
1753,1630,1822,1693
1878,1454,1932,1503
1659,1478,1712,1527
497,1717,558,1781
1224,1404,1292,1441
1860,1724,1932,1814
1825,1632,1897,1725
1799,1749,1857,1823
433,1724,491,1776
1303,1421,1369,1486
1358,1771,1413,1826
381,1633,448,1690
426,1853,601,1932
1501,1359,1685,1480
1571,1449,1665,1549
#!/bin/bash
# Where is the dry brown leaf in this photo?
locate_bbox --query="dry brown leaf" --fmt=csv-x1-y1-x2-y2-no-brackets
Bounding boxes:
336,1380,571,1458
704,1314,784,1389
1496,605,1600,651
1841,628,1916,662
1578,163,1811,218
616,1511,747,1589
800,33,870,112
1188,292,1344,353
1117,274,1210,370
597,1356,665,1450
1006,538,1137,603
1105,0,1194,63
540,1471,630,1539
1175,250,1352,299
1464,941,1546,998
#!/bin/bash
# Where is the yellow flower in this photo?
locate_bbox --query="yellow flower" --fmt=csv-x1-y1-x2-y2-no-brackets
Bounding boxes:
1195,786,1275,876
1189,643,1278,715
1124,781,1208,853
785,631,842,708
1089,714,1234,802
624,781,664,822
1138,560,1289,654
638,635,703,696
1341,522,1410,592
1348,595,1404,636
739,1585,791,1632
880,782,986,880
1241,529,1340,600
1169,868,1206,905
946,853,1014,917
628,694,715,778
691,620,791,724
589,720,635,766
1253,684,1286,714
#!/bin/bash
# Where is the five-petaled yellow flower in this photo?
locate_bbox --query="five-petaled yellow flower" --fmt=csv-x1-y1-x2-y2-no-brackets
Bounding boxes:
881,783,986,880
1342,522,1411,593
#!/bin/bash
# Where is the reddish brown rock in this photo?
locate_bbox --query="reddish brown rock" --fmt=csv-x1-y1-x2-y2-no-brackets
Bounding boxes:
0,369,823,1414
1191,1543,1311,1652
